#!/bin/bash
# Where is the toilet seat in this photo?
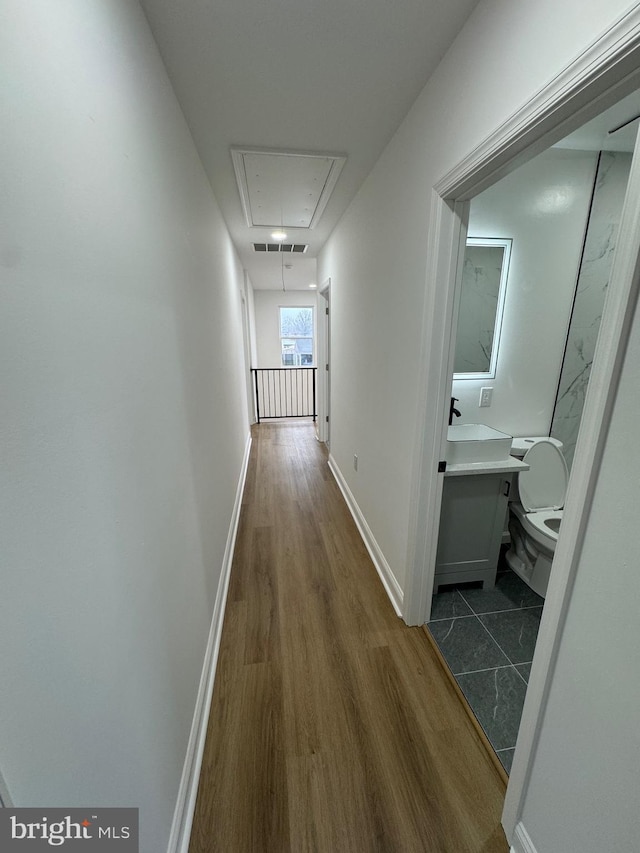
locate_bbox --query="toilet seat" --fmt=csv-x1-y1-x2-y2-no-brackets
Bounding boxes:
519,439,568,512
512,503,561,552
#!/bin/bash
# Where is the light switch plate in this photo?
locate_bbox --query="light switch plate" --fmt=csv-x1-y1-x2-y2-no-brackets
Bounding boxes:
479,387,493,407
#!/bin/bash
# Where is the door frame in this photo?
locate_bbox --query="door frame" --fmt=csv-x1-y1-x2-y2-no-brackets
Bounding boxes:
317,277,331,444
402,5,640,841
241,271,257,425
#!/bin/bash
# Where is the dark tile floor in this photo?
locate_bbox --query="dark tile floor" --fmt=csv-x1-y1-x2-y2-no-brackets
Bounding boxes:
426,566,544,774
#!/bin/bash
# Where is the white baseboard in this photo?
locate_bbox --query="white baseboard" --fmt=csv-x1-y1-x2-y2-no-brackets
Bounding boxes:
166,432,252,853
510,822,538,853
327,454,404,617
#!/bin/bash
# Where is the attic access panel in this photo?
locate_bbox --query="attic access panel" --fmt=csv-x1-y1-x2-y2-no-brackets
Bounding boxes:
231,147,346,229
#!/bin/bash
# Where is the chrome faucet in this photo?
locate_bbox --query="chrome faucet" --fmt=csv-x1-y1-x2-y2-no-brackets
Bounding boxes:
449,397,461,425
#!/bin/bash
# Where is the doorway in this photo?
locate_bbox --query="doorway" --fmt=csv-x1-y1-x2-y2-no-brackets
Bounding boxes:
403,26,640,840
426,125,635,774
317,278,331,445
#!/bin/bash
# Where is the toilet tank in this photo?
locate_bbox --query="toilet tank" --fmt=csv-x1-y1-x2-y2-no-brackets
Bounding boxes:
510,436,563,459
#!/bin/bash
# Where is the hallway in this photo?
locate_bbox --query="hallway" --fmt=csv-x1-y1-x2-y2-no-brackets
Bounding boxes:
189,422,507,852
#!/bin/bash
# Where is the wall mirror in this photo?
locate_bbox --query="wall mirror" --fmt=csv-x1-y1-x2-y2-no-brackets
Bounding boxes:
453,237,512,379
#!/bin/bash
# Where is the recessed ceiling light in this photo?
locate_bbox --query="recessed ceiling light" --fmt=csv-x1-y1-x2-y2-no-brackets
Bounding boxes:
271,230,287,241
309,283,317,289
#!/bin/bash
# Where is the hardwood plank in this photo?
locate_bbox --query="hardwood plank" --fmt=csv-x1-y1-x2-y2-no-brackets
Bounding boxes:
188,422,508,853
191,661,289,853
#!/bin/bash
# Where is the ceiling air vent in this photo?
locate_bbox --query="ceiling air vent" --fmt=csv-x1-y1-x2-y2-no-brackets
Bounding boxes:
253,243,308,253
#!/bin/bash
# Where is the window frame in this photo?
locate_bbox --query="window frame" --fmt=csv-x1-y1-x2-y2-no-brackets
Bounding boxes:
279,305,315,367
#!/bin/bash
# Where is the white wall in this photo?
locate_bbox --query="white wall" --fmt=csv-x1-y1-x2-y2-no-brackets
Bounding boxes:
253,289,318,367
453,148,598,437
0,3,249,851
318,0,633,594
516,269,640,853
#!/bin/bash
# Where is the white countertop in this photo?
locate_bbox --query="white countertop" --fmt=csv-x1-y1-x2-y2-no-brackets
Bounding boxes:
444,456,530,477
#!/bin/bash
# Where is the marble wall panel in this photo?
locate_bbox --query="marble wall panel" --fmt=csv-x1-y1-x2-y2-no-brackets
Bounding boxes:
551,152,632,469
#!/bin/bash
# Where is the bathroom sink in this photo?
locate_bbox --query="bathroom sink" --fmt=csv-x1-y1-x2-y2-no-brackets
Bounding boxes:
446,423,513,464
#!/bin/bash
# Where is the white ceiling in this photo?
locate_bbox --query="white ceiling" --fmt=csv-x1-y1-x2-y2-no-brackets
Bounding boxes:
139,0,480,289
555,88,640,152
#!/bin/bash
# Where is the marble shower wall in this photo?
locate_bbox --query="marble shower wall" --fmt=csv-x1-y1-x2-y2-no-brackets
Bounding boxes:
551,151,632,469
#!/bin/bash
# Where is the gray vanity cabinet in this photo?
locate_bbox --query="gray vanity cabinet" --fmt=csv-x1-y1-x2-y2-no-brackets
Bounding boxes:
434,472,513,592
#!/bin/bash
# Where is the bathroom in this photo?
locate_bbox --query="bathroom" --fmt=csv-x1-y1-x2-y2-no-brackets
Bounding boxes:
426,93,636,775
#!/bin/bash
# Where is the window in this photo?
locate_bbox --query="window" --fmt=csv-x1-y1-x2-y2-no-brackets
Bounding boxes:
280,306,314,366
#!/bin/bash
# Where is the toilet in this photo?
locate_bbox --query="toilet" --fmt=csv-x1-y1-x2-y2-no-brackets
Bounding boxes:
505,437,568,598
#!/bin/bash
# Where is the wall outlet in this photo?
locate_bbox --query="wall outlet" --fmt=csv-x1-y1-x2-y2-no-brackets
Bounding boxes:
353,454,358,471
479,386,493,407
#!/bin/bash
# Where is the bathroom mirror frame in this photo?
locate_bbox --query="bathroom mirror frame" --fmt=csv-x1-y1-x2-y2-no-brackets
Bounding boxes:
453,236,512,380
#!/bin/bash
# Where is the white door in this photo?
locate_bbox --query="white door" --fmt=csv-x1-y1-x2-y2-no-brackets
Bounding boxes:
318,278,331,445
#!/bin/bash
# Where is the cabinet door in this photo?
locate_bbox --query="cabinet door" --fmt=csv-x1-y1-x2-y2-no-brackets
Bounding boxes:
436,474,510,576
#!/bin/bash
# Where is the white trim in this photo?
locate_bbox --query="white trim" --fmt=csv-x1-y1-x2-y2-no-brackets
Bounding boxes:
166,432,252,853
510,822,538,853
327,454,403,617
436,4,640,201
316,278,331,444
403,195,468,626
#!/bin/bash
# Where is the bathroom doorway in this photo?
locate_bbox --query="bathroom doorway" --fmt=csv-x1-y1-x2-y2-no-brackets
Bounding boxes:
404,41,640,836
425,112,636,774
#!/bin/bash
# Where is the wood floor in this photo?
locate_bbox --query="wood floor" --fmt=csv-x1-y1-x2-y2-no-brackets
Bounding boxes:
189,422,508,853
